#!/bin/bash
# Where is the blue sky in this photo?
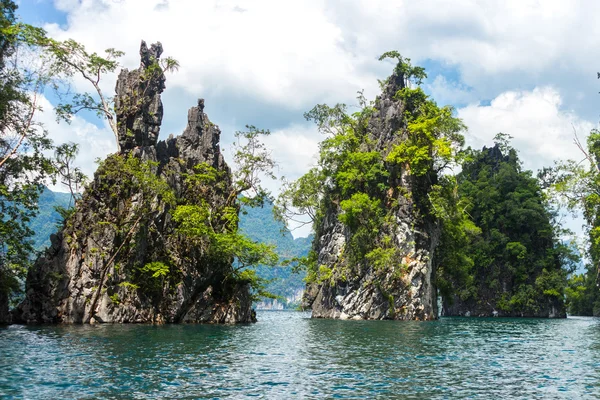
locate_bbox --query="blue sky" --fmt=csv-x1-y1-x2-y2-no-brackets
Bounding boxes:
17,0,600,240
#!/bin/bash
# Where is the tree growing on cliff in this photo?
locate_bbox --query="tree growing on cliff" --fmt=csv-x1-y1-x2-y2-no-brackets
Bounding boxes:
53,142,87,206
173,125,279,301
548,129,600,316
228,125,276,208
276,53,466,285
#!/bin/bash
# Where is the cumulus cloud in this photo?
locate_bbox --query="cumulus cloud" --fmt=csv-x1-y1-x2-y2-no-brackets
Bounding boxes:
326,1,600,102
40,0,600,124
28,0,600,238
263,125,321,181
458,86,595,173
44,0,376,111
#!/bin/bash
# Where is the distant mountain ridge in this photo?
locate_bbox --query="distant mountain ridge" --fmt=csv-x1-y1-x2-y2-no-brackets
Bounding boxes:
29,188,72,251
239,204,312,308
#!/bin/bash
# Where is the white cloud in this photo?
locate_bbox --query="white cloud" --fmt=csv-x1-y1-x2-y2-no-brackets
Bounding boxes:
326,0,600,88
458,86,595,173
41,0,600,120
32,0,600,238
264,125,321,181
44,0,376,110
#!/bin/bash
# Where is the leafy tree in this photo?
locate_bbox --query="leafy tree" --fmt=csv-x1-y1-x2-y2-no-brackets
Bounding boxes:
565,272,600,315
227,125,276,208
172,126,280,301
378,51,426,87
0,0,56,321
53,142,87,207
549,129,600,315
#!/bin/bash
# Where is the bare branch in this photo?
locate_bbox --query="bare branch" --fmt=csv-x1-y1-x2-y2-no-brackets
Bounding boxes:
0,92,39,169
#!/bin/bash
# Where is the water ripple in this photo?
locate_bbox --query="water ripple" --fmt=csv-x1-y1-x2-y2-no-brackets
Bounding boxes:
0,313,599,399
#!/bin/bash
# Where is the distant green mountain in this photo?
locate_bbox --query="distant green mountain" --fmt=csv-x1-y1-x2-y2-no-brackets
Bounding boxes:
239,204,312,309
29,188,72,251
29,189,311,309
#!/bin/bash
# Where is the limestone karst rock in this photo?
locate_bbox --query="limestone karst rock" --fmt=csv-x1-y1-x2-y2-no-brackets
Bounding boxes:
14,41,254,324
115,41,165,152
301,69,439,321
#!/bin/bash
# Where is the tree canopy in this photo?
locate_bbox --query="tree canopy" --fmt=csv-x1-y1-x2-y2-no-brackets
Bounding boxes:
0,0,54,315
436,136,577,315
549,129,600,315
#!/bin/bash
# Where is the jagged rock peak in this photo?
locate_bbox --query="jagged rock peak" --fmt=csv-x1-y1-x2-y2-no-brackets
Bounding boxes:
302,65,438,321
382,68,407,100
115,40,166,153
175,98,225,169
140,40,163,68
483,143,506,160
13,41,253,325
368,69,407,153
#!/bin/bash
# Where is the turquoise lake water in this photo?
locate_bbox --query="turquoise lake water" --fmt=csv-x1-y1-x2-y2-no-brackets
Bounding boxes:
1,311,599,399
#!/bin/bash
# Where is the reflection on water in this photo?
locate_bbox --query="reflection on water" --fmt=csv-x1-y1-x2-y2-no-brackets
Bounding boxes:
0,312,599,399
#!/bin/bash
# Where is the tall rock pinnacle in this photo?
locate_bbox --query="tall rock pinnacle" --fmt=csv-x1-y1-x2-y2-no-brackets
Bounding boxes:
115,41,166,152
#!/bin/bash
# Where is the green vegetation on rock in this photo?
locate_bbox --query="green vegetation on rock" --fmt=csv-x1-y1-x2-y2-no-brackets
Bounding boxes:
436,135,577,316
277,54,466,320
549,130,600,316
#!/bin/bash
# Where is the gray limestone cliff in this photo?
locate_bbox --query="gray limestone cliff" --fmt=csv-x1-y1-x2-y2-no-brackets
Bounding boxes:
301,70,439,321
13,41,254,324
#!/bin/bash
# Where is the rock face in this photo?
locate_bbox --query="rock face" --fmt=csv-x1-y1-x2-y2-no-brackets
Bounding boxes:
0,291,9,324
115,41,165,152
13,41,254,324
302,71,438,321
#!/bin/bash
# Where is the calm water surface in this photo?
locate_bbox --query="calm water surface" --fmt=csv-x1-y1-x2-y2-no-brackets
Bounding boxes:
0,311,599,399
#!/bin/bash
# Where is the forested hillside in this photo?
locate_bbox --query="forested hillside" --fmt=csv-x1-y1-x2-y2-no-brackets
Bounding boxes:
28,189,72,251
239,204,312,308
